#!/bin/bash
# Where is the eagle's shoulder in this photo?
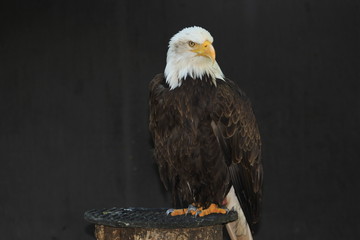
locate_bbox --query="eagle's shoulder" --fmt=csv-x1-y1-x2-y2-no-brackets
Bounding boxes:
216,77,248,100
149,73,168,93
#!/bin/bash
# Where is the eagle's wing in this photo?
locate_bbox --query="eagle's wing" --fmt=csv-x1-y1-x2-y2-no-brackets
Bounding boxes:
212,78,263,233
148,74,172,192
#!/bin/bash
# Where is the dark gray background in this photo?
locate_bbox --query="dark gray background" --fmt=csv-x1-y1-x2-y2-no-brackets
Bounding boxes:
1,0,359,239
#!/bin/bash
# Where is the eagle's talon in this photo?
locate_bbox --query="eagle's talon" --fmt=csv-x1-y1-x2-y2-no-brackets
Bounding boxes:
194,210,202,218
166,208,188,216
227,206,235,214
197,203,228,217
185,204,197,215
225,207,231,214
221,206,230,214
166,208,174,215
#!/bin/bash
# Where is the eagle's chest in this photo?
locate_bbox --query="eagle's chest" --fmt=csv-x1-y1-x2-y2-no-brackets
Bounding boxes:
169,79,216,123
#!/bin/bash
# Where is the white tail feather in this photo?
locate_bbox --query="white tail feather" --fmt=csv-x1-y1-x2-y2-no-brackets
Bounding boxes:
225,186,253,240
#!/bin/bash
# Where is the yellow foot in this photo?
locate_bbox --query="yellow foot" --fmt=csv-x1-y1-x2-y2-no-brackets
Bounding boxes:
166,203,227,217
166,204,199,216
198,203,227,217
166,208,187,216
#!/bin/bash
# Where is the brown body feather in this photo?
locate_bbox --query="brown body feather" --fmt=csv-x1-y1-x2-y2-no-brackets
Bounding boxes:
149,73,263,233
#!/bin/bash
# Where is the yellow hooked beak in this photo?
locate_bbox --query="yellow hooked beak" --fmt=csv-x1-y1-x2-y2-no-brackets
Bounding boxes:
191,40,216,63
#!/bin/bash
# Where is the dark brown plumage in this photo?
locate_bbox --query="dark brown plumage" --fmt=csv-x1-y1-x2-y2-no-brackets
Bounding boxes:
149,73,263,233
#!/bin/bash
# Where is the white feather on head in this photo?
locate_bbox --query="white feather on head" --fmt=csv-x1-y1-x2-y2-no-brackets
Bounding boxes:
164,26,224,90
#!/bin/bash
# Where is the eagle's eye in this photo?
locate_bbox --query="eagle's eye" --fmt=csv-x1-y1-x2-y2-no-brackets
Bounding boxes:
188,41,196,47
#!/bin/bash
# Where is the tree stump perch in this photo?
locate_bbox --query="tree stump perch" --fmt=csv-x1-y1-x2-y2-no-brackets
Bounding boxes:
94,224,223,240
84,207,238,240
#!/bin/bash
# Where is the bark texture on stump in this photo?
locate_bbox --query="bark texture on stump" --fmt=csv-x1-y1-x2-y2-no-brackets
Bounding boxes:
94,224,223,240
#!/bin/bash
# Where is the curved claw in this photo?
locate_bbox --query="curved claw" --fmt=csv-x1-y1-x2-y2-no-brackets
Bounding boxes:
227,206,234,214
194,210,203,217
166,208,174,215
197,203,228,217
185,205,198,215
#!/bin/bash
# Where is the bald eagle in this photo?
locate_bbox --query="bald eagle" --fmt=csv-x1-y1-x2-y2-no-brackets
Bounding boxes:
149,26,263,240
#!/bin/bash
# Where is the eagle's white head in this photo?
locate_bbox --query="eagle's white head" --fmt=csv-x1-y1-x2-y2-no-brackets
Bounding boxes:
164,26,224,90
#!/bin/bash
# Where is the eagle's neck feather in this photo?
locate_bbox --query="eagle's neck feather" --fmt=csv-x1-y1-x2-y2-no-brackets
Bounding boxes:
164,52,224,90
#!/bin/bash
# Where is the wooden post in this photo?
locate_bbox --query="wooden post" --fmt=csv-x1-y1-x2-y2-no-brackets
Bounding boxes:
94,224,223,240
